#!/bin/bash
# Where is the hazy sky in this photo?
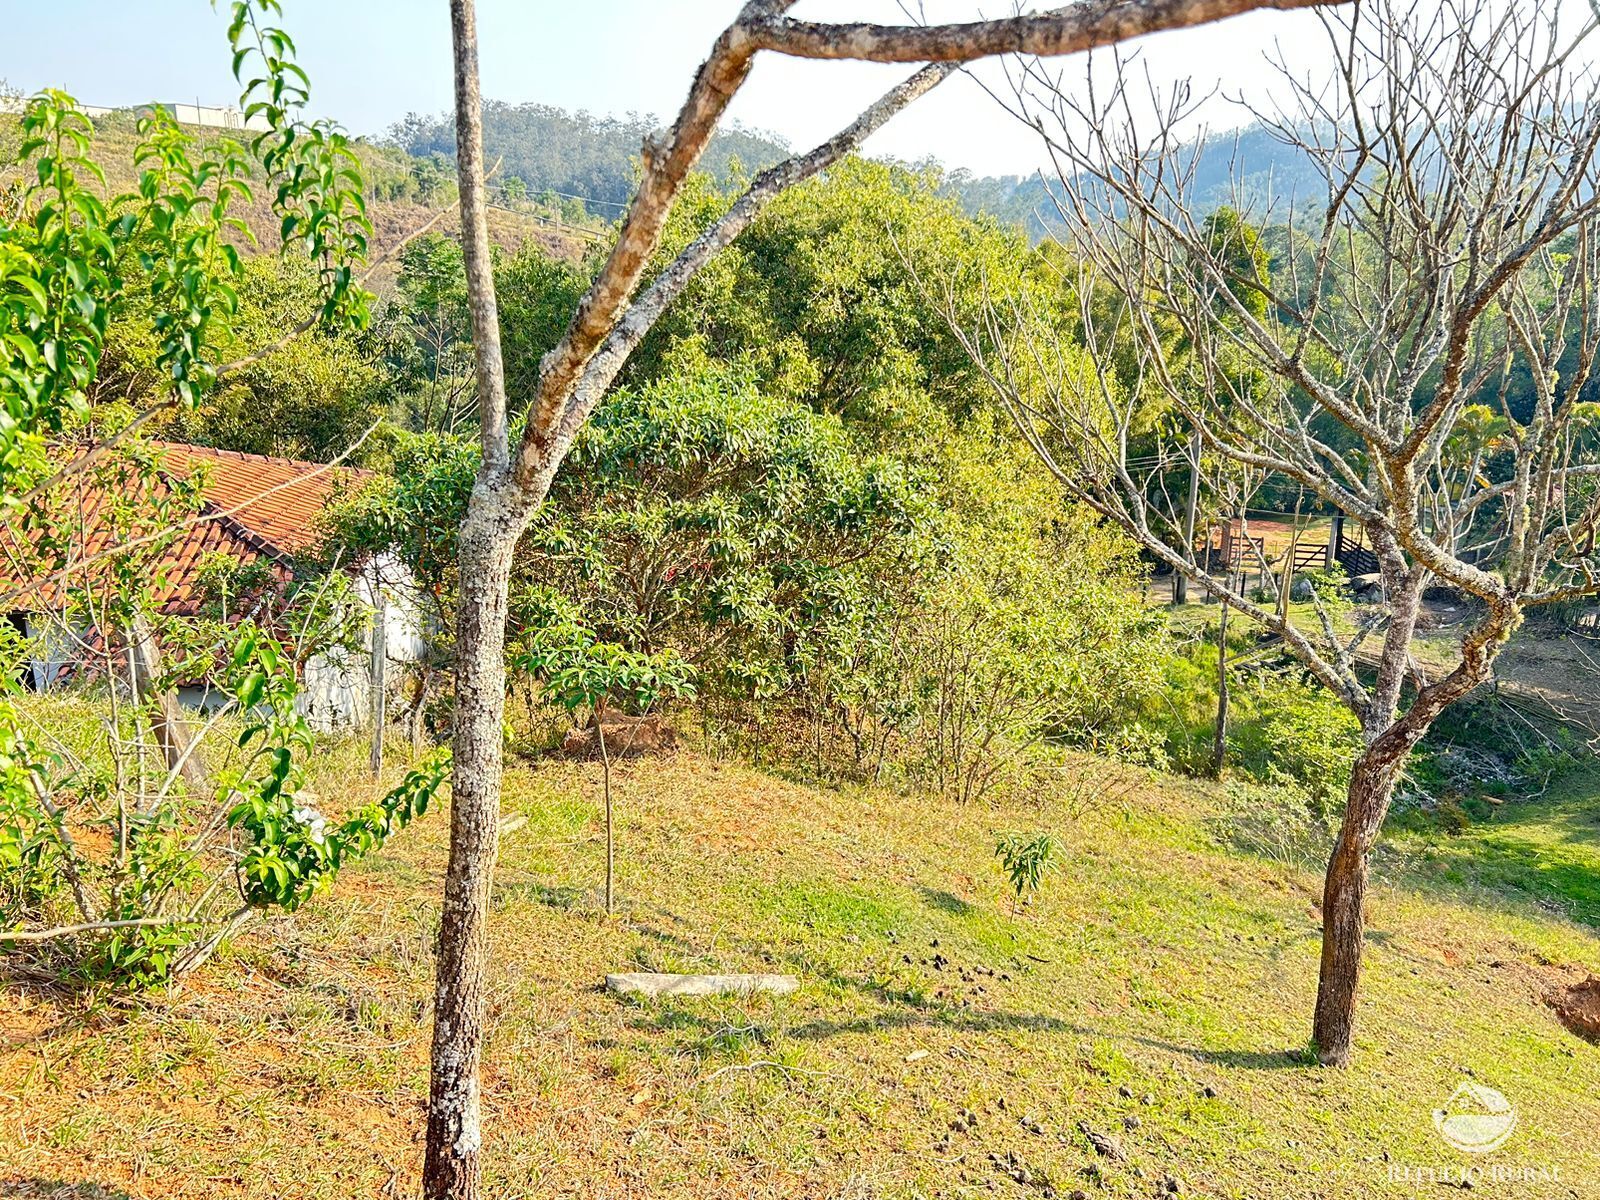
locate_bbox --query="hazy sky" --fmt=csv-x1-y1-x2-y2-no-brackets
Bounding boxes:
1,1,1335,177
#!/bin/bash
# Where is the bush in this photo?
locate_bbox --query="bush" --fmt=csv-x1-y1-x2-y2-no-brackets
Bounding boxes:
1211,781,1334,872
899,427,1163,802
0,620,444,989
1133,636,1362,809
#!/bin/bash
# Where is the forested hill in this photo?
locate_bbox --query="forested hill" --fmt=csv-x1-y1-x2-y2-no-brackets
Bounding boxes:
387,101,1319,239
389,102,791,214
945,124,1327,240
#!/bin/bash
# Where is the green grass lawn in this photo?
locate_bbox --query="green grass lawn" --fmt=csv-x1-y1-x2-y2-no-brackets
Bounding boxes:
1391,765,1600,927
3,742,1598,1199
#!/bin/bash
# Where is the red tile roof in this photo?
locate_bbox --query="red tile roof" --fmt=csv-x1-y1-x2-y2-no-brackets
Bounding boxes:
3,441,373,617
147,441,373,556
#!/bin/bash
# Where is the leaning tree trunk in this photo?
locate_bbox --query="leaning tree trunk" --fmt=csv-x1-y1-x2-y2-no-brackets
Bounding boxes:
422,494,525,1200
1311,709,1432,1066
1311,580,1520,1066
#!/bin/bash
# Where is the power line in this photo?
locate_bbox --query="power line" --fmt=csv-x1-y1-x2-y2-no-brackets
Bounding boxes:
488,181,629,214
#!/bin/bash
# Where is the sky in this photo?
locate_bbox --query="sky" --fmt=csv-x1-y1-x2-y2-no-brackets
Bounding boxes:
0,1,1337,178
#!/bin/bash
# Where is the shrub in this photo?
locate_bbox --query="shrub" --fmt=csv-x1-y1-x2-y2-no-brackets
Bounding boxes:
0,620,445,988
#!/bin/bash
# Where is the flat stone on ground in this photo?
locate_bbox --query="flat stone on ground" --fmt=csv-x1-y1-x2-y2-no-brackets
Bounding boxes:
605,971,800,999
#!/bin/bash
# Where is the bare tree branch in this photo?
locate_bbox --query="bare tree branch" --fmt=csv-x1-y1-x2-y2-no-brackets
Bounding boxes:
743,0,1328,61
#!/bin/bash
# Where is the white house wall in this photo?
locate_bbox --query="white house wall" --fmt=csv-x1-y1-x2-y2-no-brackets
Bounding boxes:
295,557,428,733
19,558,427,735
21,613,86,691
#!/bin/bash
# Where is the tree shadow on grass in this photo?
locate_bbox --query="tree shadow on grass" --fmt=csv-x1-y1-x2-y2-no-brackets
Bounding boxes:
627,998,1072,1040
1114,1033,1311,1070
919,887,975,917
615,918,1311,1072
763,1006,1308,1070
612,877,1338,1082
629,997,1308,1074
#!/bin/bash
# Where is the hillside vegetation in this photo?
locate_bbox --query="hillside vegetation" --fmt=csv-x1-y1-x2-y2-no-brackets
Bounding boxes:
3,704,1597,1199
390,102,791,216
0,109,591,268
384,99,1322,244
7,12,1600,1199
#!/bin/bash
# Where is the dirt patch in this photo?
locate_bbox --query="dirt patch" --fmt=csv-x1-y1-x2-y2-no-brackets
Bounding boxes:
561,712,677,759
1547,975,1600,1042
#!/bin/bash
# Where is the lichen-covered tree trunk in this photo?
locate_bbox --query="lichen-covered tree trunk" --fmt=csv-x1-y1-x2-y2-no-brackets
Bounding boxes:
422,495,525,1200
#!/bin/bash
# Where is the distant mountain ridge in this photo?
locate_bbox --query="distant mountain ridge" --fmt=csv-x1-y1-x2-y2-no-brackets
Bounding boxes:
944,124,1329,241
386,100,1319,237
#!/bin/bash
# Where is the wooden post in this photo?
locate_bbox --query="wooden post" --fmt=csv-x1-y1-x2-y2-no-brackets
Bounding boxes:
125,614,209,796
1174,428,1201,605
1327,513,1344,570
1212,600,1229,779
1220,517,1235,584
1281,528,1299,622
370,575,387,780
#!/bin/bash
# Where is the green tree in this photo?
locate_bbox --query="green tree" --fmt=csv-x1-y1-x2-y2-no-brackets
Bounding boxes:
629,157,1032,433
162,257,388,460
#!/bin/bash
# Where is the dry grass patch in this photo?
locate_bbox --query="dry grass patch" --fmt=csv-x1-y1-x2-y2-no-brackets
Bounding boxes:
4,748,1599,1198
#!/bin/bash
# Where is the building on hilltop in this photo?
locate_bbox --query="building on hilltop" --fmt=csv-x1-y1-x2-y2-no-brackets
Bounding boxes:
1,93,269,132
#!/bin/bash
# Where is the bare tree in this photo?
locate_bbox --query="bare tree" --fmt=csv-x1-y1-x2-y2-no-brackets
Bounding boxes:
428,0,1330,1194
939,0,1600,1067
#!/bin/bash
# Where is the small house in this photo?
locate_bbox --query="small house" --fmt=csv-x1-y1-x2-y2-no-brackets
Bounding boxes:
3,441,423,731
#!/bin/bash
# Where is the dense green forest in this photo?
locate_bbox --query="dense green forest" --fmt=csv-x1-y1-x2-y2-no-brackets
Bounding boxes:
388,102,792,220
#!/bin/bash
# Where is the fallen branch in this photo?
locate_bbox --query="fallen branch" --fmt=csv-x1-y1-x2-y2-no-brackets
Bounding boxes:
0,916,193,944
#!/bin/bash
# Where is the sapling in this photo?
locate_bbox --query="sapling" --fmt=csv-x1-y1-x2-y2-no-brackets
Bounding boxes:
994,832,1061,913
516,618,694,914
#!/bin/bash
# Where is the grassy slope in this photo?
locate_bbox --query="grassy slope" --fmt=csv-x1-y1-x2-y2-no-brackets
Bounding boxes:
3,735,1599,1200
0,114,591,274
1392,765,1600,928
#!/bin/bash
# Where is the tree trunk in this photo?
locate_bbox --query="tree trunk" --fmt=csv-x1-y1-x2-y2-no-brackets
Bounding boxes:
422,496,524,1200
598,711,614,915
124,614,208,796
1311,739,1406,1066
1211,601,1229,778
